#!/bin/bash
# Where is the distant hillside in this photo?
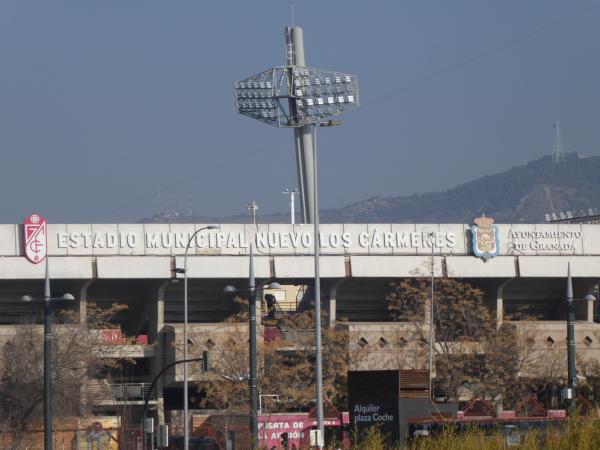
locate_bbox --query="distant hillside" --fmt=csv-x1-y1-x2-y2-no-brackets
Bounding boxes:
141,153,600,224
320,153,600,223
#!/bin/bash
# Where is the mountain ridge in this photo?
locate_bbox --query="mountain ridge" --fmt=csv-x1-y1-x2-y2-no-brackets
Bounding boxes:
141,153,600,224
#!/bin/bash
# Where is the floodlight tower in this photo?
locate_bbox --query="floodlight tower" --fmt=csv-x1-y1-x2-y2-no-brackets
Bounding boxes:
233,26,359,224
234,26,359,449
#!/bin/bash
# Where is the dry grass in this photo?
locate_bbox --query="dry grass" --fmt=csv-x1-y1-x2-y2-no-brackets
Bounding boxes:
350,416,600,450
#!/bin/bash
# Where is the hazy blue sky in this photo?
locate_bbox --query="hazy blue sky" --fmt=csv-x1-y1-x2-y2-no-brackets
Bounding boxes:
1,0,598,223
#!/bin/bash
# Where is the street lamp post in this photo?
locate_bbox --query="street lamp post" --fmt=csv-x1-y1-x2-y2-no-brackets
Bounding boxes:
311,124,325,446
247,243,258,448
21,259,75,450
565,263,596,414
223,251,281,450
176,225,217,450
428,232,435,401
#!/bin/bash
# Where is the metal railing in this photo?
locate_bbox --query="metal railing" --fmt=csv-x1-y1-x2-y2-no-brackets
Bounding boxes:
87,381,156,404
110,383,156,401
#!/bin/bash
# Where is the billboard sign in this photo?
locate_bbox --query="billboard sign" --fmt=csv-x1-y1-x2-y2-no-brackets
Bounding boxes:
348,370,400,443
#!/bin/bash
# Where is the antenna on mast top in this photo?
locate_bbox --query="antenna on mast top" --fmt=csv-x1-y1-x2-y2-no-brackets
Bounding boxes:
553,121,566,163
187,192,193,217
290,1,295,26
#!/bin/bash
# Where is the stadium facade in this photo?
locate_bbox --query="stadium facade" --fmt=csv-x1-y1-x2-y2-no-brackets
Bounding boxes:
1,220,600,426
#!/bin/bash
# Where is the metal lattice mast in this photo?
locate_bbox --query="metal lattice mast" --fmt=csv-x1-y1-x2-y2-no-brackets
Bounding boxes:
553,121,566,163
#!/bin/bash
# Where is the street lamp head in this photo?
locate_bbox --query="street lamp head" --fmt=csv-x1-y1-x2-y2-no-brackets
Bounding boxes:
266,282,283,290
21,295,33,302
584,294,597,302
61,293,75,301
205,225,218,230
223,285,238,294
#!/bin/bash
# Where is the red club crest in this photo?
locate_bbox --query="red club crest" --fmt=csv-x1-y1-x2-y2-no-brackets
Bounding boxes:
23,214,47,264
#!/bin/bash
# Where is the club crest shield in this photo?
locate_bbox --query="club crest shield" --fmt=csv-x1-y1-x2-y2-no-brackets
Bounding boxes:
23,214,47,264
471,214,499,260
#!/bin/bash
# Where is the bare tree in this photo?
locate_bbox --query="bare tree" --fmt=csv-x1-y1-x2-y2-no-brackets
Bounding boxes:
187,301,351,414
387,277,544,407
0,303,126,449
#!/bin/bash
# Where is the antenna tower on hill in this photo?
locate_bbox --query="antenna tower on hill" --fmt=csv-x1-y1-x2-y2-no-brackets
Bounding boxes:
553,121,566,163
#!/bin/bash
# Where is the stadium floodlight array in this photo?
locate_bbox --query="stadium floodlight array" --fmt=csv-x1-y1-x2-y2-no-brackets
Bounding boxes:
234,66,359,128
545,209,600,223
545,211,575,222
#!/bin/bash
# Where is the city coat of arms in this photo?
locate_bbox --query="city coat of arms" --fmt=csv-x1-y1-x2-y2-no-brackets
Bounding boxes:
471,214,499,260
23,213,47,264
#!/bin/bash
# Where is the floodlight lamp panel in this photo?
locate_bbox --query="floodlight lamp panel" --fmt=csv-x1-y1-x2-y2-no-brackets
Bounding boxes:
235,66,358,127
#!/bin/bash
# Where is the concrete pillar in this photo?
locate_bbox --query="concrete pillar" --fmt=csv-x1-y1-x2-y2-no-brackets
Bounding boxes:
496,279,514,326
573,281,593,322
327,279,345,328
78,279,94,324
586,298,594,323
584,282,599,322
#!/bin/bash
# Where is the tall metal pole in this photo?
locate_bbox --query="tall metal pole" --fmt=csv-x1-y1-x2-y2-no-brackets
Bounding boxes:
283,189,298,225
428,235,434,401
312,124,324,448
182,226,215,450
183,244,189,450
290,190,296,225
286,26,316,224
44,258,52,450
566,263,577,414
248,243,258,449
